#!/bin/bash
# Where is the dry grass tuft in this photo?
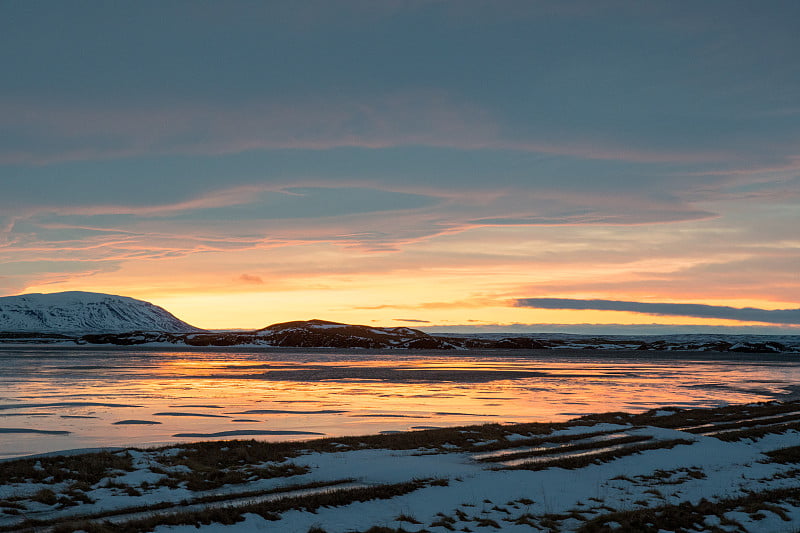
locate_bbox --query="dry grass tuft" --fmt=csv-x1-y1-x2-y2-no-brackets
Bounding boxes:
499,439,694,471
0,451,133,485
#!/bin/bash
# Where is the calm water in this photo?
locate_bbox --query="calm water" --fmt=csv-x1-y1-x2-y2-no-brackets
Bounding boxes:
1,347,799,459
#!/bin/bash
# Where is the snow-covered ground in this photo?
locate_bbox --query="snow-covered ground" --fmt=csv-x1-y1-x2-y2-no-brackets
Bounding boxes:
3,401,800,532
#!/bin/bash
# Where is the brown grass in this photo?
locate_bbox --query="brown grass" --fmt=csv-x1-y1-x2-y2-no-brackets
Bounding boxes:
633,466,707,485
715,420,800,442
469,428,627,454
0,451,133,485
499,439,694,471
175,462,309,491
688,412,800,434
0,479,356,533
764,445,800,463
577,485,800,533
575,401,800,431
478,434,652,463
45,479,437,533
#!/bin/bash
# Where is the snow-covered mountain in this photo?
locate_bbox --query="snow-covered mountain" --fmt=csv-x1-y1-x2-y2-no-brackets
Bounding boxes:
0,291,200,334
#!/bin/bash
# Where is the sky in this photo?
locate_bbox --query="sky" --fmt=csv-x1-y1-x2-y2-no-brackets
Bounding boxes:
1,0,799,333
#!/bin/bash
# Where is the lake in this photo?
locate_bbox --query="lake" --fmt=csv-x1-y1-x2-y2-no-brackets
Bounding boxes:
1,346,798,459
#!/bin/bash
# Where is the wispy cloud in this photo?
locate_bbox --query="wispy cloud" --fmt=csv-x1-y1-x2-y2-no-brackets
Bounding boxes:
0,94,735,166
469,209,717,227
421,322,800,335
515,298,800,325
0,93,497,165
238,274,264,284
2,1,798,331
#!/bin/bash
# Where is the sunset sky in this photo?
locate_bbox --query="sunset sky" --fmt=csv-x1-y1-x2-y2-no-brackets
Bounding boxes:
2,1,799,333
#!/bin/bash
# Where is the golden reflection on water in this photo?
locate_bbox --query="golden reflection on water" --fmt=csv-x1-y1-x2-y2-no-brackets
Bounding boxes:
1,349,798,459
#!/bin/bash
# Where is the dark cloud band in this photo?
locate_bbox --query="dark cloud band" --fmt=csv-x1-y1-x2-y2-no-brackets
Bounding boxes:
515,298,800,325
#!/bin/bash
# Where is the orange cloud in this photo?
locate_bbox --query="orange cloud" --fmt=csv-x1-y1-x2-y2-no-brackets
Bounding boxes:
238,273,264,284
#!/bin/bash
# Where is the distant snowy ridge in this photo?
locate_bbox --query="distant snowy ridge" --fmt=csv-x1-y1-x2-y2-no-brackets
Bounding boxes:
22,320,796,353
0,291,200,334
0,296,797,353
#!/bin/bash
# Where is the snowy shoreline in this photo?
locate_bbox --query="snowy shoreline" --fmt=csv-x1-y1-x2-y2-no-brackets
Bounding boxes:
3,400,800,532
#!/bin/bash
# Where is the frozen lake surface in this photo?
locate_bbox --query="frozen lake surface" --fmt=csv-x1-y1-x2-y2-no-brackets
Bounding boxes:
1,346,799,459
